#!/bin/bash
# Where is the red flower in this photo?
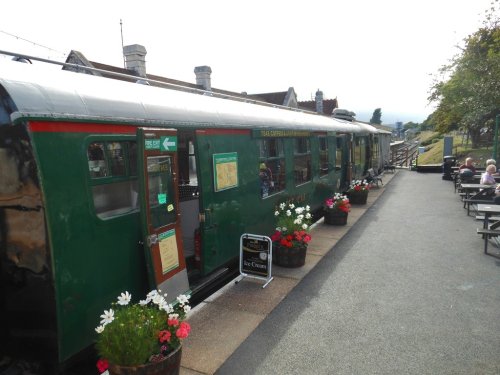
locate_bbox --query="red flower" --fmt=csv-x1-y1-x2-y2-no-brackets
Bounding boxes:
176,325,190,339
96,358,108,373
158,330,172,343
271,230,282,242
167,318,179,327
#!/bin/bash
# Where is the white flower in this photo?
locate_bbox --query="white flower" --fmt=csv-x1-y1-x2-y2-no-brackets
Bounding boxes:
302,224,308,230
100,309,114,325
305,213,312,219
152,293,165,306
295,207,304,214
282,227,287,232
177,294,190,304
169,313,180,320
286,210,291,216
306,205,310,211
276,227,281,231
275,211,279,216
294,218,302,225
289,203,295,209
298,214,304,220
164,304,174,313
147,290,159,299
95,325,105,334
183,305,191,313
117,291,131,306
279,203,286,210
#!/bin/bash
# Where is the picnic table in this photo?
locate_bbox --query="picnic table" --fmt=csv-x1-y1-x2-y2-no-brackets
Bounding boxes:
460,183,495,215
476,203,500,255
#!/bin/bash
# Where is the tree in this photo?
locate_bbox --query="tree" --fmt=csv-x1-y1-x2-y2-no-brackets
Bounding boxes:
428,0,500,147
369,108,382,125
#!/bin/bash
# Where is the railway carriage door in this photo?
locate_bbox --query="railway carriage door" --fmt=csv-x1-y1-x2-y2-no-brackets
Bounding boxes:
137,128,189,298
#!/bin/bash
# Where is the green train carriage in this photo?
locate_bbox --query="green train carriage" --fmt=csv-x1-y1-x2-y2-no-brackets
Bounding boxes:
0,59,374,369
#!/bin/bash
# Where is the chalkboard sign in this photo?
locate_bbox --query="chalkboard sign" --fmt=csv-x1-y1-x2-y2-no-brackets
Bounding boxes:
237,234,273,288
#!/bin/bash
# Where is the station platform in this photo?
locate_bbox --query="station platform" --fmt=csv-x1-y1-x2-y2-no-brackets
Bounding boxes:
180,172,397,375
181,170,500,375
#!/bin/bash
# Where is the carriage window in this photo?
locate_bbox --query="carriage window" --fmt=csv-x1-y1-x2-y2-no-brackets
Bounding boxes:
319,136,328,177
258,138,285,198
88,143,108,178
87,140,138,218
336,137,343,170
354,137,366,169
294,138,311,185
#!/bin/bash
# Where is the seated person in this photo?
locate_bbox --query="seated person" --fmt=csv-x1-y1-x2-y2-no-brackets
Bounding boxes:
485,158,499,174
494,184,500,204
259,163,273,197
459,157,476,174
480,164,497,185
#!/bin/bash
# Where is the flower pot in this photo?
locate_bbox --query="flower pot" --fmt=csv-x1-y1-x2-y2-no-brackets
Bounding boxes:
324,210,348,225
108,345,182,375
273,244,307,268
347,190,368,205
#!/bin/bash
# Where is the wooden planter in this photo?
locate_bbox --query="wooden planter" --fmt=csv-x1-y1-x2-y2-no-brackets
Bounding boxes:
324,210,348,225
273,244,307,268
108,345,182,375
347,190,368,205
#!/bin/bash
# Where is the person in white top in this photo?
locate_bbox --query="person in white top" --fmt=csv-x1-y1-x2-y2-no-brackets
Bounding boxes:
480,164,497,185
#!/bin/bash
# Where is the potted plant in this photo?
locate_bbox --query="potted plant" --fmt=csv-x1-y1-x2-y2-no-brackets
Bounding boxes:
95,290,191,375
346,179,370,204
323,193,351,225
270,201,312,268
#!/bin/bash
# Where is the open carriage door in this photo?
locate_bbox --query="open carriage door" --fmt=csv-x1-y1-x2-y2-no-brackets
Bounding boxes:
137,128,189,298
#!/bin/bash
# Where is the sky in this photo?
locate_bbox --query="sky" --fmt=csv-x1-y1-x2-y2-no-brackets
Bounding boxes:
0,0,496,124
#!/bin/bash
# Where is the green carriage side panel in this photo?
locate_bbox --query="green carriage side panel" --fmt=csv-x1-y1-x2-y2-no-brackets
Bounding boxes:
30,123,148,362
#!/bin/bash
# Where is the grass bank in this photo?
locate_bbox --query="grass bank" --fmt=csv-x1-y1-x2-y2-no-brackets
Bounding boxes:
415,132,494,167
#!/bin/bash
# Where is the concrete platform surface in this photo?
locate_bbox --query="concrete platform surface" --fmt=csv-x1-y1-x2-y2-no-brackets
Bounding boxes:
180,173,396,375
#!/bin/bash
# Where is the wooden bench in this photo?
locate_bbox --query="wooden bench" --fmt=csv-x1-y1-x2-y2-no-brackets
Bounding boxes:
463,198,494,215
367,168,384,188
476,228,500,254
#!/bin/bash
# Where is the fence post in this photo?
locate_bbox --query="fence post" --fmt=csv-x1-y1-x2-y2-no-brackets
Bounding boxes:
493,114,500,161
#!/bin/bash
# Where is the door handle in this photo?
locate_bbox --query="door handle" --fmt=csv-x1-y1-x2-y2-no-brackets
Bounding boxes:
146,234,158,247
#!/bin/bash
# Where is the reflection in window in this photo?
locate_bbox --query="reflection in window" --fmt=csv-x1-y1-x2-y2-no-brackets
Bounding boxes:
147,156,177,229
107,142,125,176
294,138,311,185
336,137,344,170
87,140,138,218
258,139,285,198
88,142,107,178
92,180,139,218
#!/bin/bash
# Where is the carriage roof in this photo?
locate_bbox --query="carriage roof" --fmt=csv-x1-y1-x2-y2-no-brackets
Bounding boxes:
0,60,363,134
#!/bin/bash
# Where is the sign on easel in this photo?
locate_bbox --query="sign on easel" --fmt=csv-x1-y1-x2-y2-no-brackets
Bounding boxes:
236,233,273,288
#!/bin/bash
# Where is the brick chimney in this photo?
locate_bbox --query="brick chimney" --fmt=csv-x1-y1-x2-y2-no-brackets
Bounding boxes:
123,44,147,78
194,66,212,91
315,89,324,114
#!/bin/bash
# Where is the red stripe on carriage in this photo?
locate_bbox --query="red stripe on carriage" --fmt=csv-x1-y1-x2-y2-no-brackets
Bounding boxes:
28,121,136,134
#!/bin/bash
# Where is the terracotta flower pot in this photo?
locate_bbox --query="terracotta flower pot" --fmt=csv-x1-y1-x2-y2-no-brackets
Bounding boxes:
108,345,182,375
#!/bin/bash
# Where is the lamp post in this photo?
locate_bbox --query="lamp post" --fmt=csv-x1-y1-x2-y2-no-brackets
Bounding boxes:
494,114,500,161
